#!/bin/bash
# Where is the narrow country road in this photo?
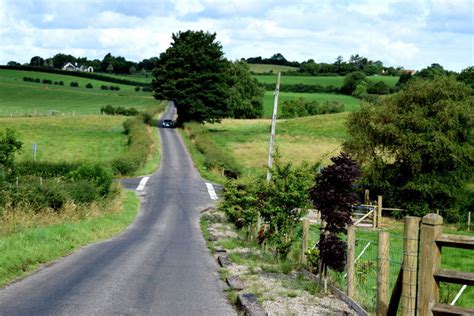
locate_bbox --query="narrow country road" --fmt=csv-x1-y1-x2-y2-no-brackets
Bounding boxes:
0,103,235,315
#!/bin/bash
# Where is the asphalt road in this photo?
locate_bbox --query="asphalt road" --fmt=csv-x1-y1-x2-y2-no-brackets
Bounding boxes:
0,103,235,315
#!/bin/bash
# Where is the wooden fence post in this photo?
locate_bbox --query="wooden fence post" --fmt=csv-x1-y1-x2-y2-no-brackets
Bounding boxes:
401,216,421,316
377,231,390,315
377,195,383,228
364,189,370,205
347,225,356,299
301,218,309,264
468,212,471,231
417,214,443,315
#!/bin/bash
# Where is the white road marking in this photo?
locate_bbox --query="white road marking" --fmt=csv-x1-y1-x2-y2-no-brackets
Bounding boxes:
136,176,150,191
205,183,218,200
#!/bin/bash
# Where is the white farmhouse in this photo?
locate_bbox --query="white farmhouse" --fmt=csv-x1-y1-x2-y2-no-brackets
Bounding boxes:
62,62,94,72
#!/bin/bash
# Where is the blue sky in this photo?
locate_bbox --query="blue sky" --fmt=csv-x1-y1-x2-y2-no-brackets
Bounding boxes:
0,0,472,71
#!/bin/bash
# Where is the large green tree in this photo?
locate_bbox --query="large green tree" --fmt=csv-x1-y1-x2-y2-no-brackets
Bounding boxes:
152,31,231,125
226,61,264,119
344,76,473,218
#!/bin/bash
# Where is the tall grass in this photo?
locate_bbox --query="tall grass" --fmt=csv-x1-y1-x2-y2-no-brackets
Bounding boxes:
0,189,140,287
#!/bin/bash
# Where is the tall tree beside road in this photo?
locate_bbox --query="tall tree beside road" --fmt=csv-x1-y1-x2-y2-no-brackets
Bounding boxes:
344,76,473,219
152,31,230,125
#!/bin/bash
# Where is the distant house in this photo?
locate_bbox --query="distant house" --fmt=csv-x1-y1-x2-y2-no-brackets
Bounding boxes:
401,69,417,75
62,62,94,72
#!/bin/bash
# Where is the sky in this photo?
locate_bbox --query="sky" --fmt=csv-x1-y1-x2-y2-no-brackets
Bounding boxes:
0,0,472,71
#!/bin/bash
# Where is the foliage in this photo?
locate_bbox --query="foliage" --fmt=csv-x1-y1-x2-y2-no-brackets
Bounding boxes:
280,98,344,118
226,61,265,119
0,129,23,182
341,71,367,95
100,105,140,116
310,152,361,272
184,122,242,177
70,81,79,87
85,83,93,89
457,66,474,91
111,103,165,175
344,76,473,218
221,158,315,258
153,30,231,125
220,177,260,228
68,164,113,195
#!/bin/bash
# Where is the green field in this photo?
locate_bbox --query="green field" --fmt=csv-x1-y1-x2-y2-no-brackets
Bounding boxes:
102,73,153,84
248,64,298,73
0,69,158,116
1,116,128,163
256,74,399,87
263,91,360,117
204,113,348,173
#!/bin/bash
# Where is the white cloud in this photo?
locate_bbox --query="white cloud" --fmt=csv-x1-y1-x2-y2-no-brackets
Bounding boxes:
0,0,472,71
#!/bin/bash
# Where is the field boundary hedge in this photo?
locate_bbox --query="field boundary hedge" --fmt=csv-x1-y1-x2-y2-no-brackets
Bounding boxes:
261,82,340,93
0,65,149,87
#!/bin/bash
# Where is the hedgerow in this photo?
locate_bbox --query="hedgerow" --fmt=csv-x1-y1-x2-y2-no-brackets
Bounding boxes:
184,122,242,178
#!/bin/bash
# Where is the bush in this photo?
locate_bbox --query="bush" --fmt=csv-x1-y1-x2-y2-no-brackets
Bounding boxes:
109,85,120,91
58,81,64,85
64,180,99,203
70,81,79,87
16,161,80,178
42,79,53,84
13,178,67,211
135,86,141,92
280,98,344,118
85,83,93,89
67,164,113,195
100,105,140,116
100,85,109,90
35,78,40,83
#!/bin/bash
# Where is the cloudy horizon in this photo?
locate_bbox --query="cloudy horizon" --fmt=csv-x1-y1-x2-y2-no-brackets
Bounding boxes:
0,0,472,72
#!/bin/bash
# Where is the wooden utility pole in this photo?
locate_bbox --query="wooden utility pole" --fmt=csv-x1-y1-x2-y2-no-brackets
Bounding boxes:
266,72,281,182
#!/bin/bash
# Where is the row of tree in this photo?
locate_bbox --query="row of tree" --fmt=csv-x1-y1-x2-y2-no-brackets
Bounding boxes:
245,53,403,76
7,54,159,75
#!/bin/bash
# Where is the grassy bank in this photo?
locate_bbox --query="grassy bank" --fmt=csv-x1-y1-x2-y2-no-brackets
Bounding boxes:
0,189,140,287
263,91,360,117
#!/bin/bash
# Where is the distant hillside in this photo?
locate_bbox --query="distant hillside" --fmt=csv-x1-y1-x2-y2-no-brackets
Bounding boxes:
248,64,298,74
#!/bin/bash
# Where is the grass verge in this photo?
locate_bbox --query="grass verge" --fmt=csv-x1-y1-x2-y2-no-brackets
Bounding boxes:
0,189,140,287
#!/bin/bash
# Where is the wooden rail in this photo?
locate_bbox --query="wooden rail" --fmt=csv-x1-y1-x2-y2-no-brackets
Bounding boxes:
434,269,474,286
436,234,474,250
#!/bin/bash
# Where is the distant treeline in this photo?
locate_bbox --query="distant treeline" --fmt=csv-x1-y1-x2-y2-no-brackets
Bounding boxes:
245,53,404,76
0,65,149,87
7,52,157,75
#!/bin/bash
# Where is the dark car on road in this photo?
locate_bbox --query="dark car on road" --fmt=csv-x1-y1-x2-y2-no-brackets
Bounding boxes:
161,119,174,128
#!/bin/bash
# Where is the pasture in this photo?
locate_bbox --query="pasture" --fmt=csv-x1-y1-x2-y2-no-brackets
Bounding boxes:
0,69,158,116
263,91,360,117
255,74,399,87
1,116,128,164
205,113,348,173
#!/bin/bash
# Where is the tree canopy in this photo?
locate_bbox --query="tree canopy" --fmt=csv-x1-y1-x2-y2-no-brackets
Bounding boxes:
152,30,263,124
344,76,473,218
